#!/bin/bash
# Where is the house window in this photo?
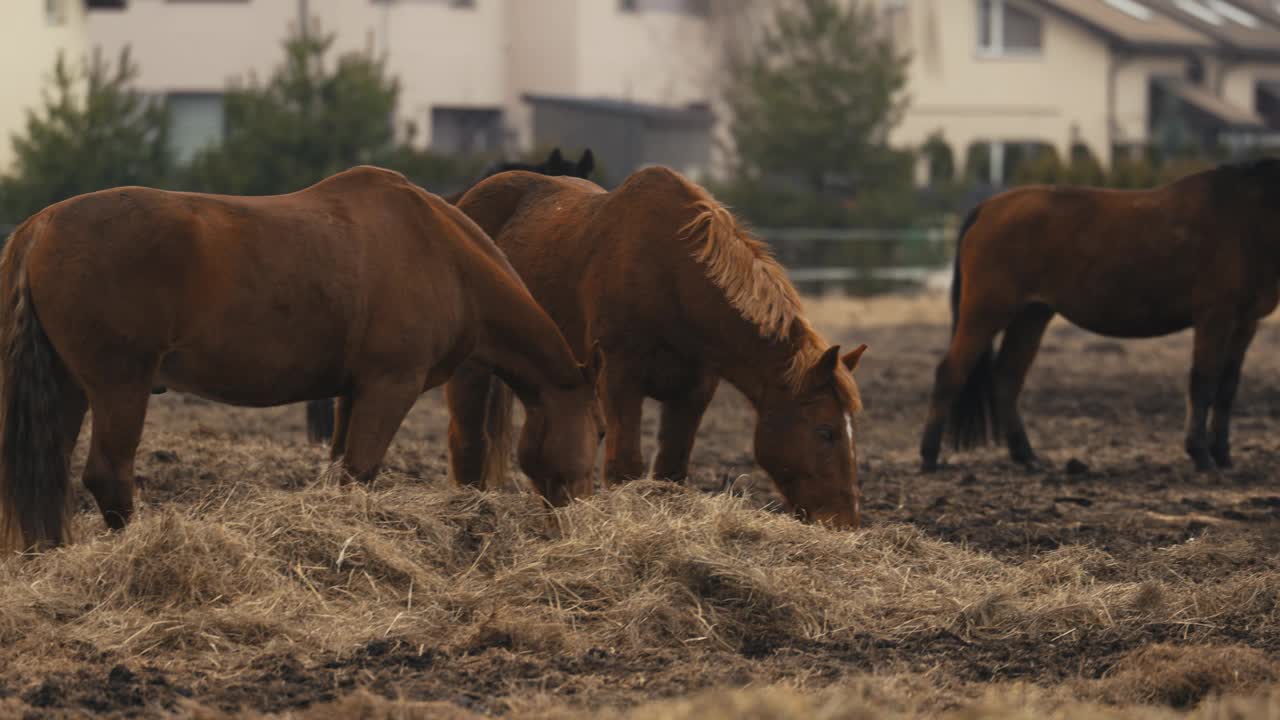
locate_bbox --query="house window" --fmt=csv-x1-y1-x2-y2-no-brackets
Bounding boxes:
86,0,128,9
45,0,68,25
167,93,226,165
977,0,1042,56
450,0,476,8
619,0,706,13
431,107,503,155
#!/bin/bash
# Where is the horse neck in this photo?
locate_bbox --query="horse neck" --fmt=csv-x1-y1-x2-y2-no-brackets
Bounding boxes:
711,319,816,411
468,265,582,405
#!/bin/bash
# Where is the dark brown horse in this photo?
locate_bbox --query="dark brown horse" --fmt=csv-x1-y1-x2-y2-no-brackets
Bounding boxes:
0,166,601,552
921,158,1280,473
304,147,596,443
450,168,868,528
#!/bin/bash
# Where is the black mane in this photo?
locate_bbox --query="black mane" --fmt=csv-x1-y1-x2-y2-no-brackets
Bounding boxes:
1207,155,1280,203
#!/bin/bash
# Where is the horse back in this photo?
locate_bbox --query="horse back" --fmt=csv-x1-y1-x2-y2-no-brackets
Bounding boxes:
958,179,1273,337
24,168,479,404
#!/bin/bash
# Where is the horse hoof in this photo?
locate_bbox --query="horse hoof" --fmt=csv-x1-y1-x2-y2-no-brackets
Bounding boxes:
920,458,939,474
1012,454,1041,471
1190,454,1215,473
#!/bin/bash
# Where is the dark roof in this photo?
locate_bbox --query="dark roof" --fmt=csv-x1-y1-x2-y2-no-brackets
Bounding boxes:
1233,0,1280,25
1036,0,1216,50
1158,77,1266,125
522,94,715,129
1132,0,1280,57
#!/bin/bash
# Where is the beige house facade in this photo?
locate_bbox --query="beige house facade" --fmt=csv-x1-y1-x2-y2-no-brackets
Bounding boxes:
5,0,1278,185
83,0,713,173
0,0,91,173
887,0,1280,184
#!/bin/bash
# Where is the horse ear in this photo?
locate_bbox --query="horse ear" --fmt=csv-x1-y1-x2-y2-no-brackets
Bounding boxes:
842,344,868,373
547,147,564,166
809,346,841,382
578,149,595,178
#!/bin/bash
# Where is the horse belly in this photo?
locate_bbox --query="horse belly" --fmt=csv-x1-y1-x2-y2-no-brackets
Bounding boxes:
1052,290,1192,339
157,327,347,407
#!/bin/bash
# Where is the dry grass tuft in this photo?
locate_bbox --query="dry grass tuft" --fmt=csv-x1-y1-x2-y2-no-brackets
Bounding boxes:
3,430,1280,717
1090,644,1279,709
266,679,1280,720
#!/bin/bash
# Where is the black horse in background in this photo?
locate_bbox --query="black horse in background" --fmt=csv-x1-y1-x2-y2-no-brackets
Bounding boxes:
304,147,597,444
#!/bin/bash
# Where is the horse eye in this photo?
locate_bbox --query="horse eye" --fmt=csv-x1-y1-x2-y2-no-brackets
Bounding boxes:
816,426,837,444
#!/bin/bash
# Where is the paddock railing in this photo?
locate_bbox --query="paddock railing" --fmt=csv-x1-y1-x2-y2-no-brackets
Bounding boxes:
0,224,955,296
756,226,955,296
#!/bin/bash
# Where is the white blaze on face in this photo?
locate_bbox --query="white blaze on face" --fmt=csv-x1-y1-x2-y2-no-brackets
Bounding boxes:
845,411,859,520
844,413,854,452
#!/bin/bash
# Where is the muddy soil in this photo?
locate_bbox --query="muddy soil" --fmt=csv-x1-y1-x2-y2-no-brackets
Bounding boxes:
10,303,1280,718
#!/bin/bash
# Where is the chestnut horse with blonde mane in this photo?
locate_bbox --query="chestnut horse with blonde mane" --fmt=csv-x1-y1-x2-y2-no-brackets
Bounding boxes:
0,165,601,551
450,168,867,528
921,157,1280,473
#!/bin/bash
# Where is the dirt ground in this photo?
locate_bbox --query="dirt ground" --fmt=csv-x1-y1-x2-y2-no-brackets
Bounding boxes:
3,292,1279,718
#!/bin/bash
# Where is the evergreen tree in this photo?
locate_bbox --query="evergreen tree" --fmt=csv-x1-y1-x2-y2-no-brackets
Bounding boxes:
723,0,912,216
0,47,170,223
183,24,399,195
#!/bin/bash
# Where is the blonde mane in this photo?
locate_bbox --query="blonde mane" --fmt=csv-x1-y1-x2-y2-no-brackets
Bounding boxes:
678,190,852,399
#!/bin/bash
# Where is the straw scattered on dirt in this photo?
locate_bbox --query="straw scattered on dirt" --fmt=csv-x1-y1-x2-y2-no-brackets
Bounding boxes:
2,290,1279,718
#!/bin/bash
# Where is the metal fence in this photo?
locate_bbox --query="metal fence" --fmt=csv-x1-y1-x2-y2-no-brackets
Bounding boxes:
757,226,955,296
0,223,954,296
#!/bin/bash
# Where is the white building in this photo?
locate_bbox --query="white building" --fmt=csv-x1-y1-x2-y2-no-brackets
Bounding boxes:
84,0,716,175
0,0,91,173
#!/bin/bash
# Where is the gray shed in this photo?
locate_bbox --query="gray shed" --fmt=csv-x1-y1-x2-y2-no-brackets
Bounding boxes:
522,93,714,186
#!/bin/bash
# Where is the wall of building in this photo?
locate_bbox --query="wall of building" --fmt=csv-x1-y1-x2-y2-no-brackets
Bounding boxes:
889,0,1113,172
0,0,89,173
1219,60,1280,115
86,0,507,152
84,0,715,159
1112,55,1191,146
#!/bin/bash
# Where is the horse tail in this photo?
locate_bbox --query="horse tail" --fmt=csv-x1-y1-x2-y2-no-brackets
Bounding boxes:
946,204,1000,451
0,217,74,551
480,375,514,489
306,398,336,444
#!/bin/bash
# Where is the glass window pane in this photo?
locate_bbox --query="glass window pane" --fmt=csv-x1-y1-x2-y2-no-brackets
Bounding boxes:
977,0,994,49
1003,3,1042,51
168,94,225,165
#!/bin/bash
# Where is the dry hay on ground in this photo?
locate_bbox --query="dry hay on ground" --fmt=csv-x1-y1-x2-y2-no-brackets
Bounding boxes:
2,463,1279,717
3,289,1280,717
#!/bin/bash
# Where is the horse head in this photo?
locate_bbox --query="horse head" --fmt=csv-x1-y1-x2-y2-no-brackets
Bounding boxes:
753,344,868,529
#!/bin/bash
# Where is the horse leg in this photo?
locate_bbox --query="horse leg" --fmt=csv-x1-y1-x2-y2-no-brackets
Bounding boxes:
306,398,336,445
920,308,1011,472
335,375,422,484
81,386,150,530
1208,318,1257,469
993,304,1053,468
1185,314,1238,472
601,360,646,484
652,373,719,483
62,383,88,468
328,394,353,462
445,361,493,488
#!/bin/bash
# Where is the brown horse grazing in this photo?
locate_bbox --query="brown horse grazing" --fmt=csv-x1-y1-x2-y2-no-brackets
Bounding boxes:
921,158,1280,474
449,168,868,528
303,147,596,443
0,166,602,552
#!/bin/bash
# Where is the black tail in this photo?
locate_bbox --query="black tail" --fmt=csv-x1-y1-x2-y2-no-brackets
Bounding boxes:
306,398,335,445
0,223,74,551
946,205,999,451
